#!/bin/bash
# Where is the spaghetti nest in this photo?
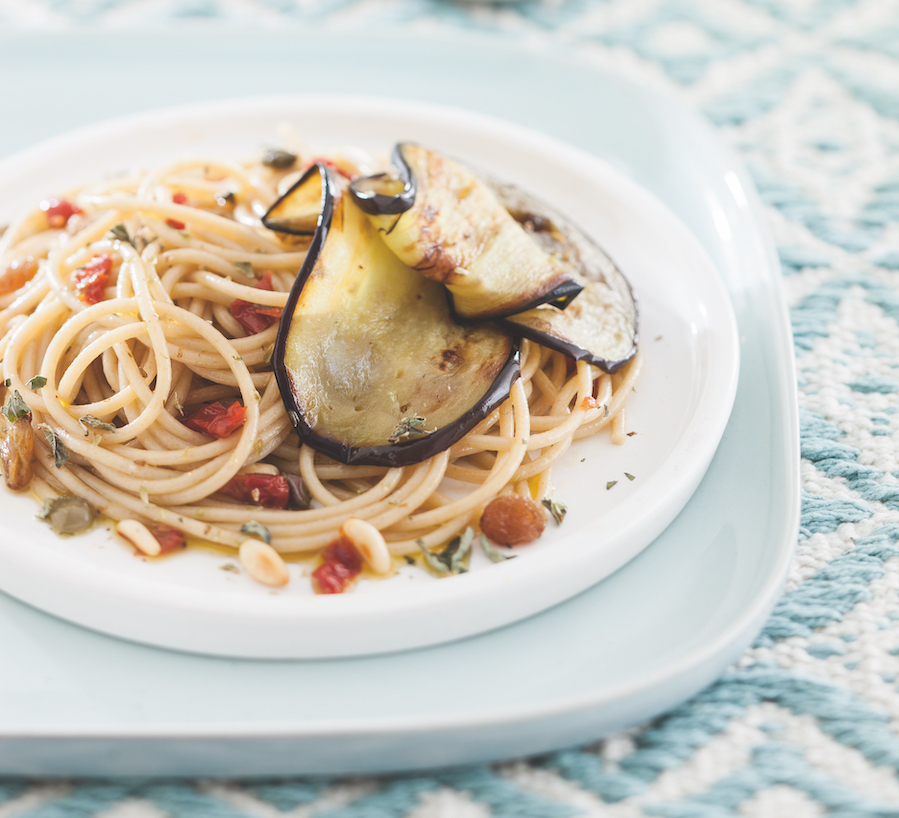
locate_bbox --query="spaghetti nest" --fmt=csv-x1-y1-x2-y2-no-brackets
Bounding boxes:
0,151,642,575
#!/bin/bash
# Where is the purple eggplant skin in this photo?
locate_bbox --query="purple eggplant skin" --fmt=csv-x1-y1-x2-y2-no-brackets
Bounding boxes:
261,162,332,236
493,184,639,374
270,163,333,429
348,144,416,217
268,165,520,468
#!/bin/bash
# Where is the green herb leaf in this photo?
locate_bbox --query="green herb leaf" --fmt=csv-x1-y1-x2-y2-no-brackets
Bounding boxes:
241,520,272,545
79,415,117,432
42,427,68,468
541,498,568,525
233,261,255,278
36,499,52,520
606,480,617,490
3,378,10,387
443,527,474,574
417,538,449,576
2,390,30,422
27,376,47,390
219,563,239,573
109,224,132,245
389,415,433,444
262,344,274,365
479,533,515,563
625,472,635,481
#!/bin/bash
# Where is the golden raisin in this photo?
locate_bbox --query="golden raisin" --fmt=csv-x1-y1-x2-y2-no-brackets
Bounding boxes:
1,415,34,491
480,494,546,546
0,256,39,296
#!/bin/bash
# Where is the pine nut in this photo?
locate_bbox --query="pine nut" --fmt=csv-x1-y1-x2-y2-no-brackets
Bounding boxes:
341,517,391,575
116,518,161,556
239,538,289,587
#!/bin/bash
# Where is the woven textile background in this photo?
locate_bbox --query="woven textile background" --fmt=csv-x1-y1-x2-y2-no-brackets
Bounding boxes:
3,0,899,815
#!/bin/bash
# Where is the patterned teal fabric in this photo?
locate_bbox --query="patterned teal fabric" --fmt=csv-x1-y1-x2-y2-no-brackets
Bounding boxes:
4,0,899,815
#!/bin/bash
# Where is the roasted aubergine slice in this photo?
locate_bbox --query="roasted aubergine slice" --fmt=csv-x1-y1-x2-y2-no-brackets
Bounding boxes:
489,180,638,373
267,163,520,467
349,143,583,322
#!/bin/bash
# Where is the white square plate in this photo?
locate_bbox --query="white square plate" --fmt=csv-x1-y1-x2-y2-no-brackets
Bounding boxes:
0,29,798,776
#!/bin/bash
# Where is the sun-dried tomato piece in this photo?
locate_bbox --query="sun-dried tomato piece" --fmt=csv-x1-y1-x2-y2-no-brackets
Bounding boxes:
148,524,186,554
73,253,112,304
216,473,290,509
172,192,188,204
41,198,82,229
229,270,282,335
182,400,246,439
0,256,39,296
312,537,363,594
165,218,186,230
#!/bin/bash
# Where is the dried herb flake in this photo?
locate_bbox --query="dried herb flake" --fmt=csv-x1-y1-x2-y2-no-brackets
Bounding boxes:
2,390,30,422
241,520,272,544
389,415,432,444
42,427,68,468
479,534,515,563
541,498,568,525
79,415,117,432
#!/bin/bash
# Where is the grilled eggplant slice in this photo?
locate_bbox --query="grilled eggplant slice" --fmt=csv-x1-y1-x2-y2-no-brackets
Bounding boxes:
489,180,638,373
268,164,520,467
261,165,328,236
349,143,583,321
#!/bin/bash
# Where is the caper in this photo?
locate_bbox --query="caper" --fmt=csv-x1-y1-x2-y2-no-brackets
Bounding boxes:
38,494,96,535
262,148,297,170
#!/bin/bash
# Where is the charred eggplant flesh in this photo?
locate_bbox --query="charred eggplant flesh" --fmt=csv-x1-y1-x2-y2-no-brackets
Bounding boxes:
350,143,583,321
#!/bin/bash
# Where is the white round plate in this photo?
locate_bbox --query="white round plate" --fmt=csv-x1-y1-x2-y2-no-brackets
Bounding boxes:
0,96,739,658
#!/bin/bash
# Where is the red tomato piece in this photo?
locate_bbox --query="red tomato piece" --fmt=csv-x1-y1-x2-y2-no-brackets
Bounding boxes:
229,270,282,335
149,524,186,554
216,473,290,509
166,218,186,230
172,192,188,204
182,401,246,439
73,253,112,304
311,537,363,594
41,198,82,228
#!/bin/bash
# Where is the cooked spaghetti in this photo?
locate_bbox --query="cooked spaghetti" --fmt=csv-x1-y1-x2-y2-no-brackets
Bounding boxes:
0,146,642,588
